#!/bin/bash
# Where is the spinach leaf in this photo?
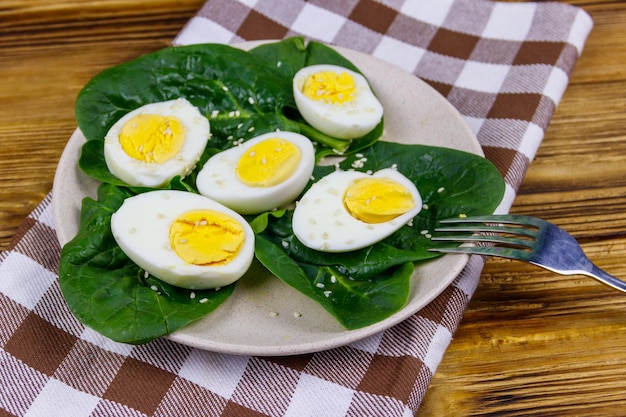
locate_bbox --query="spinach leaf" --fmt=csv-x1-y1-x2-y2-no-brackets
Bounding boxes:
58,183,235,344
75,38,384,188
255,235,414,329
255,141,505,328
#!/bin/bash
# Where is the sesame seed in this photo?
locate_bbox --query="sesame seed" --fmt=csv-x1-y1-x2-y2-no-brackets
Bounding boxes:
293,311,302,318
323,291,332,297
269,311,279,317
190,292,196,299
437,187,445,193
330,275,337,283
222,85,229,91
150,285,158,292
199,298,209,304
144,271,150,278
248,97,255,104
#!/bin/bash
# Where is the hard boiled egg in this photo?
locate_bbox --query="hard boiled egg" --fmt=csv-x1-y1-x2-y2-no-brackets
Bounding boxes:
104,98,210,187
293,64,383,139
292,168,422,252
111,190,254,290
196,131,315,215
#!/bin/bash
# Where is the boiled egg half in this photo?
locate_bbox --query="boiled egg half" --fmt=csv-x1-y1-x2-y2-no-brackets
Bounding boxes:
111,190,254,290
292,168,422,252
104,98,210,187
293,64,383,139
196,131,315,215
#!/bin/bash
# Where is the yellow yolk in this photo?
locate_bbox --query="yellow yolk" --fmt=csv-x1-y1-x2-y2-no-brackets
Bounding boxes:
119,114,186,163
169,210,245,266
343,177,416,223
236,137,302,187
302,70,356,104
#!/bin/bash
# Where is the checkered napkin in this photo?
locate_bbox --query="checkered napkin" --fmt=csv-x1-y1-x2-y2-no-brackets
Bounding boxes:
1,1,592,416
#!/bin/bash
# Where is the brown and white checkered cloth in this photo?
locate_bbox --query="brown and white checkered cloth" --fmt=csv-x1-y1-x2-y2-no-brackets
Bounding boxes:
0,1,592,416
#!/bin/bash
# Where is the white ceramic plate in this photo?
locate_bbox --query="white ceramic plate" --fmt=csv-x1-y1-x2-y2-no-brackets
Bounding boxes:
52,43,481,356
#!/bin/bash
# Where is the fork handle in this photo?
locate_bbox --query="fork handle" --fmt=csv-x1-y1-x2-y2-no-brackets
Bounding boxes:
585,264,626,292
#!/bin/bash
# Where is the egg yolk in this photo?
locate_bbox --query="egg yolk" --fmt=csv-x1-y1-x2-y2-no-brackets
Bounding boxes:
343,177,416,223
169,210,245,266
119,114,186,163
236,137,302,187
302,70,356,104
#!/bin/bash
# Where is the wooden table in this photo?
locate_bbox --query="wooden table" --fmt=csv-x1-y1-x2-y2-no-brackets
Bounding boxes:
2,1,625,415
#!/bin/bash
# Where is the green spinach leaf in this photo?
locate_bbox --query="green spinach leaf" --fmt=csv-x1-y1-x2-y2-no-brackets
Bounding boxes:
58,183,235,344
255,235,414,329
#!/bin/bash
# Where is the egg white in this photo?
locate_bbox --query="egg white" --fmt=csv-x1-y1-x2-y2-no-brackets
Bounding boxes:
111,190,254,290
292,168,422,252
293,64,383,140
104,98,210,187
196,131,316,215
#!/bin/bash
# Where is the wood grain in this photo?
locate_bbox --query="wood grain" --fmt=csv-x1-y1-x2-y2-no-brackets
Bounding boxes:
1,1,625,415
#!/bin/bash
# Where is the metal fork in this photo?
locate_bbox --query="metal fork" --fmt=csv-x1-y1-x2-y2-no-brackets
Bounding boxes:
429,214,626,292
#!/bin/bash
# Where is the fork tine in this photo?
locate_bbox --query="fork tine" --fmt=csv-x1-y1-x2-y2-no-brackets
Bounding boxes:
430,245,533,260
431,234,535,248
438,214,543,227
434,224,538,238
430,214,539,260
